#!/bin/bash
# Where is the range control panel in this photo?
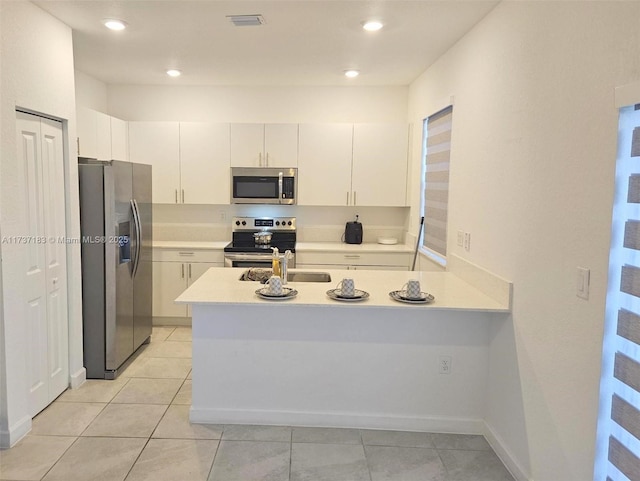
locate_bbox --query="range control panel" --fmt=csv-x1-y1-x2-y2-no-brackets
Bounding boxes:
232,216,296,232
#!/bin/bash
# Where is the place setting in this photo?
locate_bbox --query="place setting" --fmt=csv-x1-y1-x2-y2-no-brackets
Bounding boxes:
255,275,298,300
326,277,370,302
389,279,435,305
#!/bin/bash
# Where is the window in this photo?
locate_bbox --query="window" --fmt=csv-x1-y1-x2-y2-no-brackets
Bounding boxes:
594,104,640,479
421,105,453,264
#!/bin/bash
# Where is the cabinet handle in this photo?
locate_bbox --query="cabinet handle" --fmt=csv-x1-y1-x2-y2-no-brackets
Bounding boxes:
188,264,192,278
346,192,350,205
175,189,178,203
181,263,185,279
181,189,185,203
354,191,357,205
266,152,269,166
344,254,361,259
76,137,80,156
259,152,262,167
178,251,194,256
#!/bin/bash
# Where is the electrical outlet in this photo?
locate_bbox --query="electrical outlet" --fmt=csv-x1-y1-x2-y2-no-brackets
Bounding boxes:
219,211,227,221
438,355,452,374
457,230,464,247
463,232,471,251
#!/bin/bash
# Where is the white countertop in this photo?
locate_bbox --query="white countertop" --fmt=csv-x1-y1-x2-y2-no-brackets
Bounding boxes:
175,267,509,312
295,241,413,253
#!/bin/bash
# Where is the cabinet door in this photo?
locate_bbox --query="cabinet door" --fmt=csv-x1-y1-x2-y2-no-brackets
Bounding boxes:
298,123,353,206
152,262,188,318
129,122,180,204
180,122,230,204
264,124,298,167
352,123,409,206
230,123,264,167
77,107,97,158
187,262,221,285
186,262,221,317
96,111,112,161
110,116,129,161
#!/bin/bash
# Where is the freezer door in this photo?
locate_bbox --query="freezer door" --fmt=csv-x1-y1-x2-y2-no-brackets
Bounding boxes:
79,163,107,378
106,161,135,371
132,163,153,349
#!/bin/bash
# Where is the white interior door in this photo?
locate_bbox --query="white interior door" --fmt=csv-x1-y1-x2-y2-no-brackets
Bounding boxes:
41,117,69,401
16,112,68,417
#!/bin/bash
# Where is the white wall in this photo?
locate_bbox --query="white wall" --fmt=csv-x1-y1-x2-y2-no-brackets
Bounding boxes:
107,85,408,123
408,2,640,480
74,70,108,112
0,1,83,447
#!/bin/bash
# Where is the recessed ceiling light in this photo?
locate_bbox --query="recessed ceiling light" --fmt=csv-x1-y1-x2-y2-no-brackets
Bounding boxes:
166,69,181,77
344,70,360,78
362,21,383,32
104,19,126,31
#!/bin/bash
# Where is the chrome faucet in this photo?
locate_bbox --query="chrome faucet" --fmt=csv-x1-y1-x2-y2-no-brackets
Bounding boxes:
280,250,293,285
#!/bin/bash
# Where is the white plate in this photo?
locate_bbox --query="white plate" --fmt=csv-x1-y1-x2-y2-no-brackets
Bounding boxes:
255,287,298,300
327,288,370,302
389,290,434,304
377,237,398,245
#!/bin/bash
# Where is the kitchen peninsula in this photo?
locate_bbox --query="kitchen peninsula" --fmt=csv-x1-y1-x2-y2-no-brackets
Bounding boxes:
176,267,511,435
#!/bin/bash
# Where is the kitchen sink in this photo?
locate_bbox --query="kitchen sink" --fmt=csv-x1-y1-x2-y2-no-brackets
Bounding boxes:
239,269,331,283
287,272,332,283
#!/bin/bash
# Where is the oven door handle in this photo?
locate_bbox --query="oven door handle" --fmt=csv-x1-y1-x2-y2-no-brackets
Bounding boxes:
278,171,283,204
224,253,275,262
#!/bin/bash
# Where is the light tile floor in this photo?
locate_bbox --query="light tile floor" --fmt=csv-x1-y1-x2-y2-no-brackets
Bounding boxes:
0,326,514,481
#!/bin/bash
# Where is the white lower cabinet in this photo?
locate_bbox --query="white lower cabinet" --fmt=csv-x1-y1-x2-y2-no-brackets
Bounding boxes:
152,249,223,321
296,251,411,271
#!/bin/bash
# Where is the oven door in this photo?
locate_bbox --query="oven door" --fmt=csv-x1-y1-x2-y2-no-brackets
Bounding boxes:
224,253,295,268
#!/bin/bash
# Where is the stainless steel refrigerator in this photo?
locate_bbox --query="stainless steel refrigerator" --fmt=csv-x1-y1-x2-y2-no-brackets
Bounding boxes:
79,160,152,379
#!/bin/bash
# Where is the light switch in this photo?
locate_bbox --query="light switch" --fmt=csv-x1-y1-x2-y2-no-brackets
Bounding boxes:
577,267,590,300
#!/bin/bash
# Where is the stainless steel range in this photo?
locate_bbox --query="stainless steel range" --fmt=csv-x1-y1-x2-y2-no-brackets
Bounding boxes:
223,216,296,268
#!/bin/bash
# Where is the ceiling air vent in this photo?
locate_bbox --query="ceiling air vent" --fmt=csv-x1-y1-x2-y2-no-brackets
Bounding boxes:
227,15,265,27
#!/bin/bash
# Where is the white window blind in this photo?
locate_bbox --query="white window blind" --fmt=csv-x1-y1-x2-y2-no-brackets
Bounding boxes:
595,104,640,480
422,106,453,258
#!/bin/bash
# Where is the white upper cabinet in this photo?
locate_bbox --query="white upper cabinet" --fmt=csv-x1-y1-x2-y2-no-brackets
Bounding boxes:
77,107,128,161
298,123,353,206
95,111,112,161
264,124,298,167
298,123,408,207
180,122,230,204
110,116,129,161
230,123,298,167
352,123,409,206
129,121,181,204
77,107,100,159
129,121,230,204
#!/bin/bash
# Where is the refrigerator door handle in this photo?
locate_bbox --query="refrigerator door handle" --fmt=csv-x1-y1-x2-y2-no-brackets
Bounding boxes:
130,199,142,278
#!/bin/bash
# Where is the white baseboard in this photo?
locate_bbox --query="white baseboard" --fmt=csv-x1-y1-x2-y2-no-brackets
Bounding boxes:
483,421,531,481
0,414,31,448
69,367,86,389
190,407,484,434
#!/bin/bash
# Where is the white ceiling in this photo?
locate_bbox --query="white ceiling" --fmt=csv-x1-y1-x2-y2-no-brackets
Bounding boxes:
34,0,498,86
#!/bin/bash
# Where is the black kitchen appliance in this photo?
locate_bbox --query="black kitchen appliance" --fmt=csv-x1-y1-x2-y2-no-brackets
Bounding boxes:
224,216,296,268
231,167,297,205
344,215,363,244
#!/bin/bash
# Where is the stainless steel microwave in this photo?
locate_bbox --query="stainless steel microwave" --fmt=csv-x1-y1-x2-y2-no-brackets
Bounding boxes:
231,167,297,205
